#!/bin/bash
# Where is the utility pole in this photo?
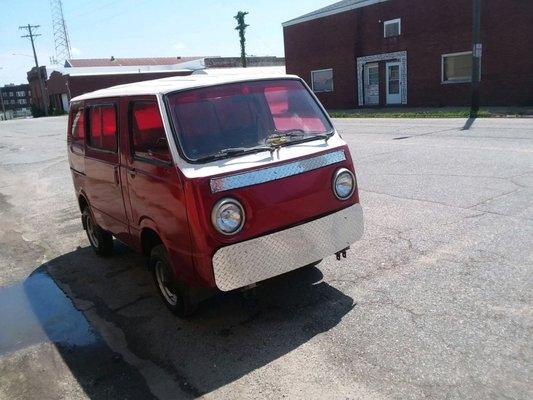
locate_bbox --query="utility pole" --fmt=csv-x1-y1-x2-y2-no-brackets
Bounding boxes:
469,0,482,118
0,67,5,120
234,11,249,68
0,88,5,120
19,24,49,116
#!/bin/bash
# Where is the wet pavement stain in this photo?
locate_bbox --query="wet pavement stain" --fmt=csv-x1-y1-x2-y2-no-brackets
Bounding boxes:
0,269,99,355
0,268,157,399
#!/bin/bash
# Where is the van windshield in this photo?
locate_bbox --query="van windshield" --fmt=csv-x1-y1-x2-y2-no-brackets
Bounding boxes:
166,79,333,162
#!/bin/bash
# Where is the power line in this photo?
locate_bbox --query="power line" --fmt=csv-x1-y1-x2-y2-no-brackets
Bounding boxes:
67,0,152,32
19,24,49,116
67,0,128,21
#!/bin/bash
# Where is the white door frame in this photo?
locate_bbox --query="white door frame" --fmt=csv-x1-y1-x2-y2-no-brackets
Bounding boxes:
356,51,407,106
385,61,402,105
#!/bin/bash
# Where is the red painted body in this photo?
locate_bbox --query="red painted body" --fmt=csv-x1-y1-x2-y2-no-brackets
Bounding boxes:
67,83,360,290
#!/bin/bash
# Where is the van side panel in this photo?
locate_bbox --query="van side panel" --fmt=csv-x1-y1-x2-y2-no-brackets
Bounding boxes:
83,98,130,244
120,96,196,286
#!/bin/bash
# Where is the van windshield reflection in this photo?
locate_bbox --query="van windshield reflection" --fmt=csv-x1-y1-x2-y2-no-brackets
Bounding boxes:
166,79,333,163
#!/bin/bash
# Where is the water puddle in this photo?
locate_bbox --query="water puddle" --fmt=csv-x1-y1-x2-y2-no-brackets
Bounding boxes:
0,269,100,355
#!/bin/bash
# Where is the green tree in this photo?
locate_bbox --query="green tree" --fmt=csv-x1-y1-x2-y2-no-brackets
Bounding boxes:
234,11,249,68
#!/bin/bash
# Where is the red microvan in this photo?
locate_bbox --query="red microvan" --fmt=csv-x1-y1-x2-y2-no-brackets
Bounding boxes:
67,73,364,316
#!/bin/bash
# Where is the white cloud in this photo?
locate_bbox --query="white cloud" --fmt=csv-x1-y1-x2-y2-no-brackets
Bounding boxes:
172,42,186,51
71,47,82,56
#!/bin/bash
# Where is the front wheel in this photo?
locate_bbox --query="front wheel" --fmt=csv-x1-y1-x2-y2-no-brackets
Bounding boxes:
150,244,197,317
82,207,113,256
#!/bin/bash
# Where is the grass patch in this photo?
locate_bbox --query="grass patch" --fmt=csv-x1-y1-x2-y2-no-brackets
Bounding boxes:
329,109,526,118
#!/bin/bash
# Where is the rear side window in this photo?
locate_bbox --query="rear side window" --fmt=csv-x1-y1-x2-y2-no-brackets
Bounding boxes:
69,108,85,143
88,105,117,151
131,101,170,163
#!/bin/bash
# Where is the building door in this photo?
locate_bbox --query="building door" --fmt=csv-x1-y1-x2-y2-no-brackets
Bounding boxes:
61,93,70,112
386,62,402,104
364,63,379,105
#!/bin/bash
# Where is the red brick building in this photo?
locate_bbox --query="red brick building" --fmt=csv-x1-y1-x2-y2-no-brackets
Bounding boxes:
283,0,533,109
29,56,285,114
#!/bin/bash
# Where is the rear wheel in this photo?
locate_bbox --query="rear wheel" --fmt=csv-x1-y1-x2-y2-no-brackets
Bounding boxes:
150,244,197,317
82,207,113,256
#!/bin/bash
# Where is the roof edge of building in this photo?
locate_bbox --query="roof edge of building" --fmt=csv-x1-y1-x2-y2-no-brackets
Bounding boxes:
282,0,389,28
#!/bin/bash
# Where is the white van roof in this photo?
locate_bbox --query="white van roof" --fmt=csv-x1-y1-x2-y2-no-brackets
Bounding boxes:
70,71,298,102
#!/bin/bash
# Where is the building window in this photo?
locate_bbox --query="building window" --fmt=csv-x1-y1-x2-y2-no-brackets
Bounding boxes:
368,66,379,86
441,51,479,83
16,91,26,97
9,92,14,97
311,68,333,93
18,99,27,105
384,18,401,37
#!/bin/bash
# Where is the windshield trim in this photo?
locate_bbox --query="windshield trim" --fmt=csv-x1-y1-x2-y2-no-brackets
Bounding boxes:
162,77,335,165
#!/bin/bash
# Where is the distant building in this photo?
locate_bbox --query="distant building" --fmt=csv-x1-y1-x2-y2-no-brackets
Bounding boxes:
0,83,32,120
26,66,49,115
28,56,285,114
283,0,533,108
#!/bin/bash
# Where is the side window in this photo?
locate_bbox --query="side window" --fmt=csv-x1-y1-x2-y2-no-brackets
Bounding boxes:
88,104,117,151
69,108,85,144
131,101,171,163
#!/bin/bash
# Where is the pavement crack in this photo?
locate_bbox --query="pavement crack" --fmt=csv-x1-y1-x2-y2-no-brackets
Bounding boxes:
467,187,522,208
111,294,154,312
361,188,531,221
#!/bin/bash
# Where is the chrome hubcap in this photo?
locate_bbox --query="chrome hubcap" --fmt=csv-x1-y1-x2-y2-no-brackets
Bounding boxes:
86,214,99,247
155,261,178,306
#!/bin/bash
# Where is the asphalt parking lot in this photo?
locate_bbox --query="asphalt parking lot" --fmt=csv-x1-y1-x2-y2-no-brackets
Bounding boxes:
0,116,531,399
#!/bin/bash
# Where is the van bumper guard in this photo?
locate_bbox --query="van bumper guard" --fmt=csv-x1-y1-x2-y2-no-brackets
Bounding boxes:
212,203,364,291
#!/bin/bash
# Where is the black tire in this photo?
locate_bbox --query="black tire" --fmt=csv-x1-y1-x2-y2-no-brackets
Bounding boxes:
82,207,113,256
150,244,197,317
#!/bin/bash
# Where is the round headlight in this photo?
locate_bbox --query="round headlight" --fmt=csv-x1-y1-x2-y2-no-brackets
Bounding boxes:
211,198,245,235
333,168,355,200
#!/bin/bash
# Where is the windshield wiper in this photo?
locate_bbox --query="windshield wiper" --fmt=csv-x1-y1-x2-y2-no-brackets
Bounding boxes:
265,129,305,145
195,145,274,163
265,130,333,146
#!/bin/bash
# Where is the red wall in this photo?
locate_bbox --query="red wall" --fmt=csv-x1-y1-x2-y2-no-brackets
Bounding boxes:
283,0,533,108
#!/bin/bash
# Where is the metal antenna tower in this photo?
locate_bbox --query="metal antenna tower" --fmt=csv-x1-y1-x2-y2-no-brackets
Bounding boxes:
50,0,72,63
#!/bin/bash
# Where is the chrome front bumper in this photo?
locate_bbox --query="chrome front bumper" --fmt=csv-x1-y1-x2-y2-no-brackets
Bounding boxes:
212,203,364,291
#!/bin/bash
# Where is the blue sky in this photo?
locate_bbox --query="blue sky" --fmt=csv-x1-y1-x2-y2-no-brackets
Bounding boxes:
0,0,332,86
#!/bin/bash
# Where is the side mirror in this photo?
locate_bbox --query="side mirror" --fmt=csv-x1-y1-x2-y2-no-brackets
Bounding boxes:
147,137,171,163
155,137,168,147
147,148,171,163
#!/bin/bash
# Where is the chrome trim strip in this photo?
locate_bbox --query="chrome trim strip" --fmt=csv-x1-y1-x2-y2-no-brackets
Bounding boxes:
210,149,346,193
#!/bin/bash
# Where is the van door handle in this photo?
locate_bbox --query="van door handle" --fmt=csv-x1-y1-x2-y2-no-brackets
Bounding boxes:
127,168,136,178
